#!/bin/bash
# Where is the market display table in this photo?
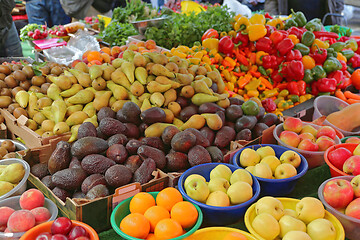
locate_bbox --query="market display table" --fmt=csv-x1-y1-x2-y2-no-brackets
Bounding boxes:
98,164,333,240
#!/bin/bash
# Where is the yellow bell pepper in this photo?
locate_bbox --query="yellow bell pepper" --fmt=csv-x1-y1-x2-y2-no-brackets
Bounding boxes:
267,18,284,30
224,57,236,67
222,69,232,82
234,17,250,32
177,45,190,53
220,32,227,38
209,48,218,56
250,14,266,25
247,24,267,41
234,14,243,22
226,82,235,91
337,52,347,63
172,50,187,59
194,51,204,59
202,38,219,51
288,34,300,45
228,30,236,38
256,51,268,65
188,58,201,65
311,39,330,52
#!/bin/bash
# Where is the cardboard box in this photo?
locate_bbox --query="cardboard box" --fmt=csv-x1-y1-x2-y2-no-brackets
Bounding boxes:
0,109,70,149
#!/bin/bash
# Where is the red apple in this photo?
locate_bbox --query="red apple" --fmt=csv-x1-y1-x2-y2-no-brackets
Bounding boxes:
345,198,360,219
343,156,360,175
279,131,301,148
328,147,353,170
316,126,337,140
345,137,360,144
283,117,303,133
299,132,315,142
316,136,336,151
298,139,319,151
323,179,354,209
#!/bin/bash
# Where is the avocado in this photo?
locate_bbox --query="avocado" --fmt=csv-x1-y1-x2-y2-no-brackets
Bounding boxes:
161,126,180,145
179,105,198,122
126,139,143,155
137,145,166,170
229,97,244,105
176,96,189,108
86,185,110,200
184,128,210,148
73,192,86,199
123,123,140,139
71,136,108,159
81,174,107,194
41,175,54,189
81,154,116,174
214,126,236,149
199,102,225,114
171,131,196,153
235,129,252,141
141,137,165,152
52,187,71,202
234,116,257,132
206,146,223,163
99,117,126,136
31,163,49,179
200,126,215,145
69,157,82,169
188,145,211,167
119,102,141,124
252,123,269,139
51,168,87,191
140,107,166,124
133,158,156,184
256,107,265,120
107,133,128,146
77,122,97,139
225,105,243,122
106,144,128,164
97,107,115,122
259,113,279,126
125,155,143,173
48,141,71,174
241,100,260,116
166,152,189,171
105,165,132,188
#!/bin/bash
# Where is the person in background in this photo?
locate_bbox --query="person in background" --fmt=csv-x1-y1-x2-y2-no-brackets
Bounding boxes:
245,0,265,12
0,0,23,57
25,0,71,27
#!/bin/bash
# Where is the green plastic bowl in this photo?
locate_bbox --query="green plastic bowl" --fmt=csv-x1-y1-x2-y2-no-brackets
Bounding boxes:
341,136,360,143
324,25,352,37
111,192,203,240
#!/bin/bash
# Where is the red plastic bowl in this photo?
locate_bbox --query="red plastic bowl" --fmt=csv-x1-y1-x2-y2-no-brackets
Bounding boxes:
324,143,358,177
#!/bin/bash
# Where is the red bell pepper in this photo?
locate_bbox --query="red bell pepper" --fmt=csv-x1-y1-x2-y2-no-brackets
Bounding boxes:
286,49,302,62
261,98,276,112
256,37,272,53
287,27,306,40
309,46,327,65
284,60,304,81
288,81,300,95
265,12,273,19
265,25,276,37
262,55,277,69
218,36,234,55
297,80,306,95
271,69,283,83
277,38,294,56
269,31,285,45
327,70,344,85
275,55,285,66
319,37,337,45
278,30,289,37
202,29,219,41
356,39,360,54
311,81,319,95
349,53,360,68
317,78,337,92
338,77,351,89
233,32,249,48
339,36,351,42
313,31,339,39
339,60,347,72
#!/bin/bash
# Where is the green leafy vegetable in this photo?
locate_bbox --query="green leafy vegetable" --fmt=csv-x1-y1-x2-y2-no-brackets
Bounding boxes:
100,21,138,47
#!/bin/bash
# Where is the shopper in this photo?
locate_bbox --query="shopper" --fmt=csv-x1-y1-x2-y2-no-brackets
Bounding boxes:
60,0,114,20
25,0,71,27
0,0,23,57
245,0,265,12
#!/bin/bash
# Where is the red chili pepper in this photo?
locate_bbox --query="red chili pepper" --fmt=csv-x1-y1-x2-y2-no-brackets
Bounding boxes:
233,32,249,48
287,27,306,40
285,60,304,81
286,49,302,62
309,46,327,65
265,25,276,37
319,37,337,45
277,38,294,56
288,81,300,95
313,31,339,39
265,12,273,19
339,36,351,42
317,78,337,92
202,29,219,41
218,36,234,55
276,82,288,90
256,37,273,53
261,98,276,112
263,55,277,69
297,80,306,95
349,53,360,68
269,31,285,45
356,39,360,54
234,48,249,66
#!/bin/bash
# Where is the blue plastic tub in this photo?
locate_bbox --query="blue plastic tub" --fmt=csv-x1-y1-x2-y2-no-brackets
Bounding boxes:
178,163,260,226
232,144,308,197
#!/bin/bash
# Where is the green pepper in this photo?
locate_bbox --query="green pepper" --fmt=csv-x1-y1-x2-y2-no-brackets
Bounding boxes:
291,9,307,27
289,95,300,103
323,57,342,73
240,64,249,72
347,65,354,74
278,89,289,97
341,49,355,60
305,18,322,32
311,65,326,80
303,69,314,83
329,42,346,52
294,43,310,55
285,18,298,30
318,92,331,96
327,48,338,58
258,66,267,76
345,39,358,52
301,31,315,47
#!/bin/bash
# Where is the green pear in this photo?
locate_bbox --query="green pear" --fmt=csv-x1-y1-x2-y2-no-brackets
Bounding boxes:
51,99,67,123
179,114,206,130
163,89,177,107
27,92,38,118
0,181,14,196
130,81,145,97
112,58,125,68
107,81,128,100
67,90,94,104
102,64,115,81
47,84,62,101
155,76,181,89
111,69,131,90
68,124,81,142
48,75,72,90
65,111,89,127
111,100,129,112
144,52,168,65
69,69,91,87
89,65,103,80
53,122,70,135
191,93,219,106
15,90,29,108
134,67,148,85
40,106,54,121
83,102,96,117
122,49,135,62
60,84,83,98
146,81,172,94
150,92,165,107
0,163,25,184
93,91,112,111
138,93,151,103
147,74,156,83
151,64,175,78
128,92,141,107
83,115,98,128
141,98,152,112
66,104,83,118
175,73,194,85
121,62,135,83
133,53,147,67
191,80,213,95
144,123,176,137
201,113,223,130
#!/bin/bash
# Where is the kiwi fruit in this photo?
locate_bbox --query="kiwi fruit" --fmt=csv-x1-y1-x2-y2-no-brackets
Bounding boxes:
1,88,12,97
3,152,16,159
4,75,18,88
13,70,27,82
47,62,58,69
8,103,20,114
11,86,24,97
1,140,15,152
12,64,22,71
0,114,4,124
41,83,51,94
29,86,41,93
0,80,7,88
13,108,28,119
40,66,50,75
31,75,46,86
50,66,63,76
0,73,5,81
0,147,8,158
19,80,31,91
22,65,34,79
0,65,11,75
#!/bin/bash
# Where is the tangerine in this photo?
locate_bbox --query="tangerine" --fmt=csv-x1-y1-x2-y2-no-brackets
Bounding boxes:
146,233,156,240
120,213,150,239
154,218,183,240
87,51,103,62
171,201,198,229
223,232,248,240
156,187,183,211
101,47,111,55
129,192,156,214
144,206,170,232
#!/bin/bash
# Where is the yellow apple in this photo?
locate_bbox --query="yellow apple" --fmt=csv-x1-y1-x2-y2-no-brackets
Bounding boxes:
245,166,255,174
255,196,284,220
296,197,325,224
274,163,297,179
307,218,337,240
279,215,306,238
284,209,297,218
184,174,206,187
353,144,360,156
253,163,272,179
185,178,210,203
230,169,253,186
205,191,230,207
300,125,318,137
210,164,232,182
208,178,230,193
260,155,281,174
227,181,253,205
283,231,311,240
252,213,280,240
280,150,302,168
256,146,275,159
239,148,260,167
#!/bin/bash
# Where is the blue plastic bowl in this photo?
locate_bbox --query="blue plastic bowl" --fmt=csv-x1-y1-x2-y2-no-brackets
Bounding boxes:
232,144,308,197
178,163,260,226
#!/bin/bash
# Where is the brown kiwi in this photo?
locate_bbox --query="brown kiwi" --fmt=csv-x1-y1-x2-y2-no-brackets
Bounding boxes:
0,96,12,108
13,107,28,119
40,83,51,94
11,86,24,97
0,147,8,158
8,103,20,113
19,80,31,91
3,152,16,159
1,140,15,152
0,114,4,124
31,75,46,86
0,73,5,81
28,86,41,93
13,70,27,82
0,65,11,75
0,80,7,88
4,75,18,88
47,62,58,69
50,66,63,76
1,88,12,97
22,65,34,79
40,66,50,75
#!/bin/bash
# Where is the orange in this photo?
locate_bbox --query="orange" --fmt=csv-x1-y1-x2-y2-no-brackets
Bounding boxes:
156,187,183,212
145,39,156,50
101,47,111,55
146,233,156,240
171,201,198,229
144,206,170,232
120,213,150,239
154,218,183,240
223,232,248,240
130,192,156,214
82,50,91,60
87,51,103,62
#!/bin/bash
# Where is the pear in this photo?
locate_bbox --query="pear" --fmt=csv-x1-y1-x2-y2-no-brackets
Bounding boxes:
188,65,199,76
155,76,181,89
207,70,222,83
151,64,175,78
0,163,25,184
102,65,115,81
68,124,81,142
93,91,112,111
130,81,145,97
202,77,213,87
111,69,131,90
176,73,194,85
85,87,97,94
89,65,103,80
165,62,179,73
146,81,172,94
35,128,45,136
144,52,168,65
67,90,94,104
42,131,54,138
36,97,53,109
138,93,151,103
66,104,83,118
47,84,62,101
121,62,135,83
150,92,165,107
169,55,181,65
83,102,96,117
27,92,38,118
122,49,135,62
134,67,148,85
147,74,156,83
53,122,70,135
51,99,67,123
26,119,38,131
69,69,91,87
144,123,176,137
163,89,177,107
112,58,125,68
74,61,89,73
141,98,152,112
201,113,223,130
40,106,54,121
168,102,181,116
192,80,213,95
34,93,45,99
33,112,46,125
173,118,184,128
179,114,206,130
128,92,141,107
133,53,147,67
65,111,89,126
91,77,106,91
60,84,83,98
179,59,189,68
0,181,14,195
191,93,219,106
217,98,230,108
109,96,117,107
83,115,99,128
180,85,195,98
48,75,72,90
15,90,29,108
162,108,174,123
107,81,128,100
111,100,129,112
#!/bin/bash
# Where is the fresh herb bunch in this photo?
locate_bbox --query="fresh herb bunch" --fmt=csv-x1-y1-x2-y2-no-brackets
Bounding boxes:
100,21,137,47
112,0,158,23
329,25,352,37
145,5,234,49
